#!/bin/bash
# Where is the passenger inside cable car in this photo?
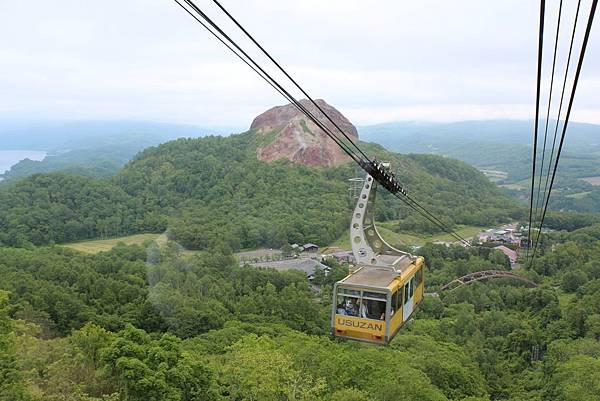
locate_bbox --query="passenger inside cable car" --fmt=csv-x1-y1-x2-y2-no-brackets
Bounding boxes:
332,263,424,344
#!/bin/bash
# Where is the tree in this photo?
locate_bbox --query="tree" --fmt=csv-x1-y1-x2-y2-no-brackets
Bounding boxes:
221,335,325,401
561,270,588,293
281,243,294,258
100,326,216,401
330,389,373,401
0,291,31,401
548,355,600,401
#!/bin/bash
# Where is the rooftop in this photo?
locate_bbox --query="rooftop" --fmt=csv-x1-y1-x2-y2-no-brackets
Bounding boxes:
494,245,518,262
249,258,328,276
342,267,400,288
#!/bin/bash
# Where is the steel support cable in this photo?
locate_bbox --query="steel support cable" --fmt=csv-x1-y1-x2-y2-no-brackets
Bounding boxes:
174,0,362,164
208,0,371,163
393,192,470,245
538,0,582,234
174,0,472,246
533,0,563,235
180,0,362,163
211,0,474,244
527,0,546,259
172,1,303,122
396,190,470,244
173,0,354,159
532,0,598,261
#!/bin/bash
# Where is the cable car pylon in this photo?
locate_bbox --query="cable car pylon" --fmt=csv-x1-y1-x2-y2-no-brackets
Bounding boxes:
331,163,425,345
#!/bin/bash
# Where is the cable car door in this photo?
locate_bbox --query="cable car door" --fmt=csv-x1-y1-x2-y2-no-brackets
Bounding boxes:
402,278,414,322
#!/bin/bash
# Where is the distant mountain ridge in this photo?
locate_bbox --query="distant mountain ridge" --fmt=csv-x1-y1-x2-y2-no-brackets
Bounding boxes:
359,119,600,156
359,119,600,213
0,119,230,151
358,119,600,180
0,120,241,181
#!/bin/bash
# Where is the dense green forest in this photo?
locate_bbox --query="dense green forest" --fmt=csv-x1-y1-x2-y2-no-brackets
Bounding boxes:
1,128,597,401
0,174,163,247
0,131,521,250
2,220,600,400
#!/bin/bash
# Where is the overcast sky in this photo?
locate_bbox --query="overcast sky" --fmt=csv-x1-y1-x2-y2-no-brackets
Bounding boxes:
1,0,599,128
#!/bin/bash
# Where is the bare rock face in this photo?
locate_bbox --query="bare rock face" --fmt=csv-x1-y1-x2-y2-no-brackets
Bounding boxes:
251,99,358,167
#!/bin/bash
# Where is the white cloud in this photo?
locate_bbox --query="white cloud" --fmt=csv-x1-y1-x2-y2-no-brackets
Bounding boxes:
0,0,598,126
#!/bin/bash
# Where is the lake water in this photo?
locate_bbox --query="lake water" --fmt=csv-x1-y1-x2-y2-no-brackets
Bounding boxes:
0,150,47,175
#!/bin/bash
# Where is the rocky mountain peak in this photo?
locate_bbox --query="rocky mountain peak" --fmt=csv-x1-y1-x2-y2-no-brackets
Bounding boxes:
250,99,358,167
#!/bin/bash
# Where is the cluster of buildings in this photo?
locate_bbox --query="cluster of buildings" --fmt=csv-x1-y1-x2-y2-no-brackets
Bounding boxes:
246,223,533,280
476,224,529,268
247,257,331,281
476,224,525,246
290,243,319,254
245,244,359,283
493,245,519,267
247,243,329,282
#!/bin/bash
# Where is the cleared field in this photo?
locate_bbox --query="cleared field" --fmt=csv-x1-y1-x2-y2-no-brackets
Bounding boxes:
499,183,526,191
330,223,483,249
479,169,508,181
331,225,408,249
62,233,164,254
580,176,600,186
565,191,592,199
420,225,483,244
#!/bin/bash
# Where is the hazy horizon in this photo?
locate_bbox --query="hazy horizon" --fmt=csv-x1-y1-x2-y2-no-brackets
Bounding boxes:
2,115,600,130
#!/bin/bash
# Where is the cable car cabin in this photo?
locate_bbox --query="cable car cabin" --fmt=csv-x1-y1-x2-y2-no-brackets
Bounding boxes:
331,164,426,345
332,258,424,344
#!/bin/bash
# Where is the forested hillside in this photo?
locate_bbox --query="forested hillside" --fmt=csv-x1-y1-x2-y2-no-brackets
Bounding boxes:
0,174,164,247
2,221,599,400
0,131,521,250
6,114,598,401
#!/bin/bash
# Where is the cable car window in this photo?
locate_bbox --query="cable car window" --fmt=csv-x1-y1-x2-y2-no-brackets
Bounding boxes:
336,292,360,317
360,290,387,320
362,291,386,300
404,282,410,305
415,267,423,287
360,296,387,320
391,290,399,316
409,276,415,298
339,288,360,296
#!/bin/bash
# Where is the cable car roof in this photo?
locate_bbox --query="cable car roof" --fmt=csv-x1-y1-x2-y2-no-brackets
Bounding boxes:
339,268,401,290
377,254,415,270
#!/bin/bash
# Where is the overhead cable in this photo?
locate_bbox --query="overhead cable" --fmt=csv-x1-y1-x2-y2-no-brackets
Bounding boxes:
173,0,472,246
531,0,597,261
527,0,546,259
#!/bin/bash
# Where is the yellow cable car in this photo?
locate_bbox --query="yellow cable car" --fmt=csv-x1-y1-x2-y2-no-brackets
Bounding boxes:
331,164,426,345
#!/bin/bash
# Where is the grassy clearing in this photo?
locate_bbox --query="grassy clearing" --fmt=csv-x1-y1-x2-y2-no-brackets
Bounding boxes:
330,223,483,249
565,191,592,199
419,225,483,244
62,233,165,254
499,183,526,191
580,176,600,186
479,169,508,181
